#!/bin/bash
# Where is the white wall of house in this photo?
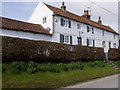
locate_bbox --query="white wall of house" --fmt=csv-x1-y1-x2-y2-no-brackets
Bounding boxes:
0,29,52,41
52,15,119,49
28,2,119,50
28,2,54,34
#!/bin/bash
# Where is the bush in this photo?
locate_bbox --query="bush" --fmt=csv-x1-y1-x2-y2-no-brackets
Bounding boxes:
75,62,84,70
59,63,69,71
68,62,77,70
68,62,83,70
46,63,60,73
95,61,105,67
19,61,27,72
9,62,20,74
88,62,95,68
88,61,105,68
2,36,106,63
26,62,37,74
8,61,85,74
36,64,46,72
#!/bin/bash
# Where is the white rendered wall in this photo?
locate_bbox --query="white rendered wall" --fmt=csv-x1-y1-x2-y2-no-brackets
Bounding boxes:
28,2,53,34
52,15,119,49
0,29,52,42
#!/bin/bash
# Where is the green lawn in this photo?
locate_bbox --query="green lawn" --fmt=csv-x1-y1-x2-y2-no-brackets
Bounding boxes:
2,62,118,88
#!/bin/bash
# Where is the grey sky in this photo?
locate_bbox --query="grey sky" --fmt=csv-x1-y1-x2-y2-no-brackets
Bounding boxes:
1,0,119,32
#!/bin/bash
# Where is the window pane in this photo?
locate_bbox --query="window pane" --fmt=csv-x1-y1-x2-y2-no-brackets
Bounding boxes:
87,39,89,46
87,26,89,32
92,28,94,34
61,18,64,26
93,40,95,47
69,20,71,28
109,42,111,48
77,37,82,45
102,31,105,36
70,36,72,44
60,34,64,43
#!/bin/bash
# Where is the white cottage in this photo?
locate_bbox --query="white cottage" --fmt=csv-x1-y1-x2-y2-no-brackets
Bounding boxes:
0,2,119,52
0,17,52,41
29,2,119,50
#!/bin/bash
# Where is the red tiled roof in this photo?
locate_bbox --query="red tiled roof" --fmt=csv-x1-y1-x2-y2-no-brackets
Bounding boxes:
45,4,119,35
0,17,51,35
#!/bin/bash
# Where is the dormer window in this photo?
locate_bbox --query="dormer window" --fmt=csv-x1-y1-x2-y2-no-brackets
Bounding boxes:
43,17,47,24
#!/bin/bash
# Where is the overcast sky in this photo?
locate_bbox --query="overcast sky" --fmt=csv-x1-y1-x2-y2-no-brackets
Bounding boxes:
1,0,119,32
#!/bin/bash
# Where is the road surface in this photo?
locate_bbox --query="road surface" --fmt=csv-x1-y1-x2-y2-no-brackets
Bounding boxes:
66,74,119,88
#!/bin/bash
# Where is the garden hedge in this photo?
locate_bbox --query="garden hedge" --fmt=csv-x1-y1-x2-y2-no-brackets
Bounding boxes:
108,48,120,60
1,36,111,63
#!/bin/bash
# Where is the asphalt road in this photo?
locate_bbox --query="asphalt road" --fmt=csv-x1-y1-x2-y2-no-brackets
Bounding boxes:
66,74,119,88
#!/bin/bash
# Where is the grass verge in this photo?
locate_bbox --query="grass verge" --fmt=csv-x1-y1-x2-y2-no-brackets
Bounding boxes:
2,62,118,88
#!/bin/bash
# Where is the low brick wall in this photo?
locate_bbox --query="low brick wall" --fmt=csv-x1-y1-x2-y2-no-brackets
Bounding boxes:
2,36,106,63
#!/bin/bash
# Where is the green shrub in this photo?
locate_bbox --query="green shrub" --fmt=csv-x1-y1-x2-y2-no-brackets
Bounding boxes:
27,62,37,74
36,64,46,72
75,62,84,70
46,63,60,73
68,62,83,70
59,63,69,71
9,62,20,74
19,61,27,72
94,61,105,67
88,61,105,68
88,62,95,68
68,62,77,70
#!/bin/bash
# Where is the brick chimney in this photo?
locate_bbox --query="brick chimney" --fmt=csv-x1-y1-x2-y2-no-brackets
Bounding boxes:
82,10,91,20
61,2,66,11
98,16,102,24
84,10,89,15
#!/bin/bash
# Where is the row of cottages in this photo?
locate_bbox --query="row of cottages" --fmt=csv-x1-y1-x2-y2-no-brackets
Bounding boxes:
0,2,119,52
28,2,119,50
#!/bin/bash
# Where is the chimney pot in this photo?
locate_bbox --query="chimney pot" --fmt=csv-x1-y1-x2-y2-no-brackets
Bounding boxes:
62,2,64,6
84,10,89,15
83,10,90,20
61,2,66,11
98,16,102,24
